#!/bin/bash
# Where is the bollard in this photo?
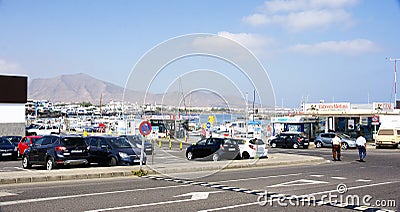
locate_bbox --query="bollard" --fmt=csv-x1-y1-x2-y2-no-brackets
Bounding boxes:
179,142,182,151
169,140,172,150
158,140,162,148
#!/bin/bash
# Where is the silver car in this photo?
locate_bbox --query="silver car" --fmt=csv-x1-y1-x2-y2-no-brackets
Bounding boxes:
314,132,357,150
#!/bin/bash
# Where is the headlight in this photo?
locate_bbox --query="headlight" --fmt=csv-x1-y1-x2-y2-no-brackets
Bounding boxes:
119,152,129,158
14,147,17,151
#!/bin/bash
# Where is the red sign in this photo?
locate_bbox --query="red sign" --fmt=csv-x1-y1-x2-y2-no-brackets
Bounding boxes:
139,121,152,136
372,115,379,123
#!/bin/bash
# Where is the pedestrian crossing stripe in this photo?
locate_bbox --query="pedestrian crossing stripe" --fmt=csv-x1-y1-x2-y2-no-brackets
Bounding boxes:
141,176,395,211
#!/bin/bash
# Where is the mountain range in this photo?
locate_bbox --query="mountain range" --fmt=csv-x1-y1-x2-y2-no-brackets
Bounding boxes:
28,73,246,108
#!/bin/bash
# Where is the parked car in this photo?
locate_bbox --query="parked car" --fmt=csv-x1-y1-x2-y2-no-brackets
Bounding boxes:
186,137,240,161
18,136,42,158
26,125,60,136
22,135,89,170
314,132,356,150
2,136,22,147
85,136,145,166
235,138,268,159
375,128,400,148
269,132,309,149
0,138,18,160
120,135,153,155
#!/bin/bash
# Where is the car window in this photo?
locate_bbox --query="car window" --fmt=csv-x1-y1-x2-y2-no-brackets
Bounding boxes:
31,137,40,144
42,137,55,145
110,138,133,148
35,137,45,145
61,137,86,146
197,139,206,146
0,138,11,145
379,129,394,135
206,139,215,145
250,139,265,145
236,139,246,145
397,130,400,135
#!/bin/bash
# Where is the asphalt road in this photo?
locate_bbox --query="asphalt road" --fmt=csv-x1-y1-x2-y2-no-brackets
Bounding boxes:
0,146,399,211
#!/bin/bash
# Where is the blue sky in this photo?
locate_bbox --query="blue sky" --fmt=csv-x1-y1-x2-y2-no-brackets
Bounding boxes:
1,0,400,107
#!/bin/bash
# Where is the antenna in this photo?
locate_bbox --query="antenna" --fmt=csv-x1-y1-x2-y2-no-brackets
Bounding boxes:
387,57,400,108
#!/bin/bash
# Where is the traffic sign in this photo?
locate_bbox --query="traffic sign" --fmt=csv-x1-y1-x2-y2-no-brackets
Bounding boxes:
206,122,211,129
372,115,379,123
139,121,152,136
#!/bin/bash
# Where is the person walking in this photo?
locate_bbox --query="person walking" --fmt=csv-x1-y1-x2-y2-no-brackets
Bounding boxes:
331,133,342,161
356,133,367,162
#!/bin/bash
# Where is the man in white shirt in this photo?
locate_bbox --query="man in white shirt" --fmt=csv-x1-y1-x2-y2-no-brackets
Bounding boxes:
356,133,367,162
331,133,342,161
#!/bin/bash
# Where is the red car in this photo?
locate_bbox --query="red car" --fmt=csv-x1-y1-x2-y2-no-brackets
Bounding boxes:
18,136,42,157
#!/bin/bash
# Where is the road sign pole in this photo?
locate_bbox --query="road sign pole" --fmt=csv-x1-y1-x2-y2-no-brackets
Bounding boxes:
140,135,145,170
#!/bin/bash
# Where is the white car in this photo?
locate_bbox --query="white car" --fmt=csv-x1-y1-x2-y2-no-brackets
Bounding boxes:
235,138,268,159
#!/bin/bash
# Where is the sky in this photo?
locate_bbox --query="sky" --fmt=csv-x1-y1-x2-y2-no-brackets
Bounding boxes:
1,0,400,107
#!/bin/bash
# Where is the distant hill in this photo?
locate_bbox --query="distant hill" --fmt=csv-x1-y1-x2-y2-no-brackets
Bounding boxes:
28,73,247,107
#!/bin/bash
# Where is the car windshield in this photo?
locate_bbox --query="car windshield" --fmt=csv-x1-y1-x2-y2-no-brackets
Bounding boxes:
0,139,12,146
61,137,86,147
110,138,134,148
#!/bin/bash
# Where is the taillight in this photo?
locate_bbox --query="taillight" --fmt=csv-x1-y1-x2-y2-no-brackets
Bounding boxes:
249,144,256,150
55,146,67,151
297,137,302,142
220,144,225,150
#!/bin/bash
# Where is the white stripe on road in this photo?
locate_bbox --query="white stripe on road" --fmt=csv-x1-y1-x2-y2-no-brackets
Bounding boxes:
0,184,191,206
356,179,372,182
0,192,17,197
310,174,324,177
210,173,303,183
199,180,400,211
331,177,346,180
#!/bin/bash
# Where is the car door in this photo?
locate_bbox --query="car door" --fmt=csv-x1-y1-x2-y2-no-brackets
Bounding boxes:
193,139,206,158
205,138,217,157
323,133,334,146
284,135,295,147
37,136,56,164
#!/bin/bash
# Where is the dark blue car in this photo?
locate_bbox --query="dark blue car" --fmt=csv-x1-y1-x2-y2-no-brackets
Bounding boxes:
85,136,145,166
0,137,18,160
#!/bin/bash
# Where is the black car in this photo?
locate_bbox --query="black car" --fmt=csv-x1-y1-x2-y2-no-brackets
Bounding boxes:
120,135,153,155
22,135,89,170
2,136,22,147
85,136,145,166
0,138,18,160
186,137,240,161
270,132,309,149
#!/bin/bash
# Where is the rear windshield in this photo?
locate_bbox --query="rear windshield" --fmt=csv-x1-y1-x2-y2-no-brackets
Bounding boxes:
378,129,394,135
61,137,86,146
235,139,246,145
224,139,237,145
249,139,265,145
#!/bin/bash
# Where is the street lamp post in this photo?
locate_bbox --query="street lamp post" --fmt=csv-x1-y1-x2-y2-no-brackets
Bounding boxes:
388,57,400,108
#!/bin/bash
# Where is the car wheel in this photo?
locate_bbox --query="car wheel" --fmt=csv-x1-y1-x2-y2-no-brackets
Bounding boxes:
341,143,348,150
242,152,250,159
109,157,118,166
376,145,380,149
315,141,322,148
46,157,56,170
293,143,299,149
271,143,277,148
187,151,193,160
22,156,31,169
212,153,219,162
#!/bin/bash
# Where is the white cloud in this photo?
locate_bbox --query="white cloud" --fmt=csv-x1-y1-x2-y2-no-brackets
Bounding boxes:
243,0,358,31
217,31,270,52
0,59,25,75
288,39,380,55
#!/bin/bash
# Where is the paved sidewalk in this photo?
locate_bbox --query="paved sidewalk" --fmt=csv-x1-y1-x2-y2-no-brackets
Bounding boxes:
0,153,327,185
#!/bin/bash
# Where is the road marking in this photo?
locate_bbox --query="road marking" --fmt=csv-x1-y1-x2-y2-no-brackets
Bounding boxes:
211,173,303,183
199,180,400,211
267,179,328,188
86,191,224,212
0,191,17,197
0,184,191,206
310,174,324,177
356,179,371,182
331,177,347,180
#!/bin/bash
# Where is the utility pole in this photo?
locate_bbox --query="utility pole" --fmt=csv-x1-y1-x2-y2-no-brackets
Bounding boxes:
388,57,400,108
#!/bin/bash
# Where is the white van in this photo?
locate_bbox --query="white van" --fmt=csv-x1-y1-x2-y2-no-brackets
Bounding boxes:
375,128,400,148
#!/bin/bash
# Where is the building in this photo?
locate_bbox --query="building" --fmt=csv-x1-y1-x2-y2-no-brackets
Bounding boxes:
0,75,28,136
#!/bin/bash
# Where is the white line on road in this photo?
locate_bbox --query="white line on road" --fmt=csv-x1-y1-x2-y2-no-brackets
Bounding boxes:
199,180,400,211
331,177,347,180
210,173,303,184
356,179,372,182
310,174,324,177
0,184,191,207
